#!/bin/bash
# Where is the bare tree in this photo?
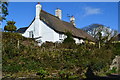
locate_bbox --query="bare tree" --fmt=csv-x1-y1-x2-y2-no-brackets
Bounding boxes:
82,24,118,48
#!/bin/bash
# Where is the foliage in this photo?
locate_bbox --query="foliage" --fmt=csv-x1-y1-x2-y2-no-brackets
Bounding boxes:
41,41,55,48
2,32,120,79
111,67,117,73
112,43,120,56
106,67,117,75
63,31,75,44
0,2,8,21
58,70,72,79
4,21,17,32
62,31,75,49
36,68,49,78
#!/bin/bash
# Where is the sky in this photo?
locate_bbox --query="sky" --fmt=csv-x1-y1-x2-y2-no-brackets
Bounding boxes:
2,0,120,2
2,2,119,32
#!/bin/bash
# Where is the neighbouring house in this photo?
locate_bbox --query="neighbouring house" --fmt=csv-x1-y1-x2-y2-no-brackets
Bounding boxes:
17,3,94,45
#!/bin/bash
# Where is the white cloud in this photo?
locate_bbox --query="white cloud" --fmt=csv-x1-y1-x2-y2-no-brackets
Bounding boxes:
83,7,102,17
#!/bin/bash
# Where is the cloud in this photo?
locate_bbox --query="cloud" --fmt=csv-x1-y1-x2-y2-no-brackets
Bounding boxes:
83,7,102,17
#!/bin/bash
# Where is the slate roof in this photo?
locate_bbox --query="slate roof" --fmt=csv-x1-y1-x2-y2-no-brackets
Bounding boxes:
17,27,28,33
17,10,95,41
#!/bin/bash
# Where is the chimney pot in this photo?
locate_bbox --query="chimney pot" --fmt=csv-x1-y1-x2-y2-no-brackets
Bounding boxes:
70,16,76,26
55,8,62,19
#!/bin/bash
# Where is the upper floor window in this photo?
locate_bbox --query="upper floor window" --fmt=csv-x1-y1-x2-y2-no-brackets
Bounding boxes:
29,31,33,38
59,34,62,40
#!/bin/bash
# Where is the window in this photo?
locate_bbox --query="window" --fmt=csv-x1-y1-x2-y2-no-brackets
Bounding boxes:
59,34,62,40
29,31,33,38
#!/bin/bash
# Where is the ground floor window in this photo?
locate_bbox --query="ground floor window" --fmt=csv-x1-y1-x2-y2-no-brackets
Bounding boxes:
59,34,63,40
29,31,33,38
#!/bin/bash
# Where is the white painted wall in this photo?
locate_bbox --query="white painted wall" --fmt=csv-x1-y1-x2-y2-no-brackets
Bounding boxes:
74,38,84,44
40,20,59,43
74,38,79,44
79,39,84,44
22,19,41,38
22,20,35,38
22,19,63,44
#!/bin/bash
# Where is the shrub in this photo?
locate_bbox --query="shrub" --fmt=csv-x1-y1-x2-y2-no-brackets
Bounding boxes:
58,70,72,79
3,63,22,73
4,21,17,32
63,31,75,44
36,68,49,78
111,67,117,73
41,41,55,48
106,67,117,75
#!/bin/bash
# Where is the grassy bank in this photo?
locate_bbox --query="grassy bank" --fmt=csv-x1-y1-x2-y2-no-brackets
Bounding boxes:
2,32,120,79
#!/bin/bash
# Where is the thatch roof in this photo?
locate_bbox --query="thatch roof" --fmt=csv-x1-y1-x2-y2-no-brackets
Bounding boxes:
17,10,95,41
40,10,94,41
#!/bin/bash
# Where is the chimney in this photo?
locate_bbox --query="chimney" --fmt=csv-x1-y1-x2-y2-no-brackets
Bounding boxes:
55,8,62,19
70,16,76,26
36,2,42,19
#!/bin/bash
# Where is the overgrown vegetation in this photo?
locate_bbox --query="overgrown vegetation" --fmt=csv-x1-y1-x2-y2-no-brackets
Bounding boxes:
2,32,120,79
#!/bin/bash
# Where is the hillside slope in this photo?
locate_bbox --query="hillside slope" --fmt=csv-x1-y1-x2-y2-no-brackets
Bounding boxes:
2,32,120,79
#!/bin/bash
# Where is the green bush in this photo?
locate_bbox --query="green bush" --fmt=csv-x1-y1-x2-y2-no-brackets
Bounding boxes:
63,31,75,45
36,68,49,78
106,67,117,75
58,70,71,79
111,67,117,73
41,41,55,48
112,43,120,56
4,21,17,32
3,63,22,73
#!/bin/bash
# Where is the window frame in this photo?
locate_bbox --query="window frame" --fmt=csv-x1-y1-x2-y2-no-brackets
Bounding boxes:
29,31,33,38
59,34,63,40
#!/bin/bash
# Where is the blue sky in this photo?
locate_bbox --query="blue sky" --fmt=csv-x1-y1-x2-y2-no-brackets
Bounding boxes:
2,2,118,32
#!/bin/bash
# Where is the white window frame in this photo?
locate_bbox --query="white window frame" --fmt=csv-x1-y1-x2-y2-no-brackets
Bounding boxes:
29,31,33,38
59,34,62,40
